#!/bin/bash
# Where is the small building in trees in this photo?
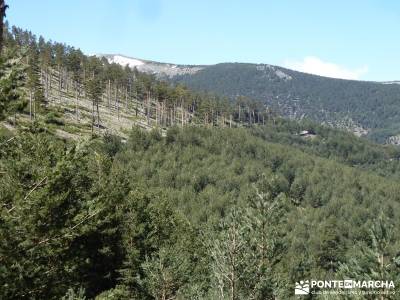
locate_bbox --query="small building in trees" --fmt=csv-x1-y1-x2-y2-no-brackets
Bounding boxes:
299,129,316,138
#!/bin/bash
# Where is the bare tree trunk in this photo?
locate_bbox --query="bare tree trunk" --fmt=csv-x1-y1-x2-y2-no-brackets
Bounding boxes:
172,104,175,124
82,68,86,97
160,101,164,126
155,102,158,125
65,71,69,94
91,98,95,136
230,230,236,300
114,84,116,108
129,81,133,109
75,88,79,121
181,102,184,127
33,96,36,120
174,103,177,124
125,86,128,109
108,80,111,109
49,70,52,100
29,91,33,121
42,69,48,101
147,91,151,125
46,69,50,102
114,84,120,120
58,66,62,103
117,87,120,120
96,99,100,129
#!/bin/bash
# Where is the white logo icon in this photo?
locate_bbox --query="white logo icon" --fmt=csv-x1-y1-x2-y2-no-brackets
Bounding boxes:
344,279,353,289
295,280,310,295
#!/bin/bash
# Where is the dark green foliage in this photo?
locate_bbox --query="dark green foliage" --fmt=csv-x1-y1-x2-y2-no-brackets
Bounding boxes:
174,63,400,142
1,22,400,300
26,43,45,106
338,213,400,299
1,124,400,298
44,111,64,125
110,126,400,298
0,133,123,298
0,52,26,120
249,119,400,179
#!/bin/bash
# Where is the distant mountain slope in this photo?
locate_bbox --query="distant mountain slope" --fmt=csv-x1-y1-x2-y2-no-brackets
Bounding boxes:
101,55,400,144
173,63,400,143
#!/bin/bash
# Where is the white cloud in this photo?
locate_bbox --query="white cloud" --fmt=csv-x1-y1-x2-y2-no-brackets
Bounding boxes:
283,56,368,80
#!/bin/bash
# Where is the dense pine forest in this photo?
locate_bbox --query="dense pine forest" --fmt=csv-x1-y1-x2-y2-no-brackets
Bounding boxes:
1,3,400,299
173,62,400,143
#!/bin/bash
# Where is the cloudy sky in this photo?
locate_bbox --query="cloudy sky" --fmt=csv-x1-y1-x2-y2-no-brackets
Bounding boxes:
7,0,400,81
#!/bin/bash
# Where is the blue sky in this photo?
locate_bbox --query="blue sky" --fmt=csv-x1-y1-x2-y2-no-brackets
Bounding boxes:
6,0,400,81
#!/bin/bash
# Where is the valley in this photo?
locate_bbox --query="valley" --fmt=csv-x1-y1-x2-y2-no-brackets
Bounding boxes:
1,7,400,299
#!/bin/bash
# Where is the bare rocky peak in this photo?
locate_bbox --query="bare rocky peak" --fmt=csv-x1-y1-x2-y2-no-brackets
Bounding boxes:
101,54,204,78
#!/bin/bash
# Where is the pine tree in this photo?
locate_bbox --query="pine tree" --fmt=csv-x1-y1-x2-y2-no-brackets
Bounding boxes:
0,51,26,122
207,208,248,300
85,57,104,135
0,0,8,54
338,212,400,299
26,45,45,120
242,176,288,299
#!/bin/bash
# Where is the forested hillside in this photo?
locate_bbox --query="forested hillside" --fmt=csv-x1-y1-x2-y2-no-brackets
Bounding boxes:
1,7,400,299
1,126,400,299
173,63,400,143
0,26,273,141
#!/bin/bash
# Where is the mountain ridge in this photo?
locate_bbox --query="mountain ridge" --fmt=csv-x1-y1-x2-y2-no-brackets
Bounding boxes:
101,54,400,143
101,53,399,83
99,54,205,78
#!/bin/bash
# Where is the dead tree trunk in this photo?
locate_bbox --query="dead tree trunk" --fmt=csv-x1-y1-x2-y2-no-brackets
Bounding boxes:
181,101,184,127
49,69,52,100
108,80,111,109
96,98,100,128
125,86,128,109
29,91,33,121
75,88,79,121
58,66,62,103
33,95,36,120
155,102,158,125
117,86,120,120
91,98,95,136
147,91,151,125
